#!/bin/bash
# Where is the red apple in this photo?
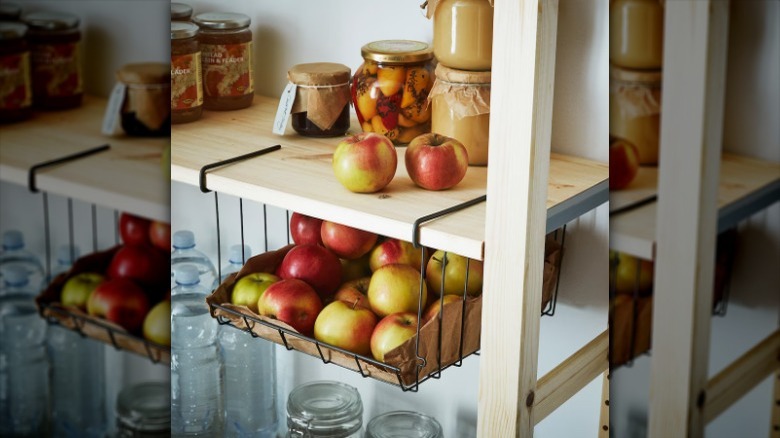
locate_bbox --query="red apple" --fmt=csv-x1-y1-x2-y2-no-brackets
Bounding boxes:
276,244,342,300
87,278,150,332
290,212,324,246
321,221,378,260
314,300,378,356
149,221,171,252
369,238,424,272
609,137,640,190
143,300,171,346
421,294,461,325
333,277,371,311
405,133,469,191
61,272,105,310
119,213,151,246
332,132,398,193
370,312,419,362
340,255,372,282
230,272,280,313
426,250,483,297
257,279,323,335
367,264,427,318
108,245,167,290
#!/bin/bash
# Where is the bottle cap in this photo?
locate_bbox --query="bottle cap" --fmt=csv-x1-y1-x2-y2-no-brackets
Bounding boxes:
1,264,29,286
56,244,80,264
172,230,195,249
175,264,200,285
228,244,252,263
2,230,24,250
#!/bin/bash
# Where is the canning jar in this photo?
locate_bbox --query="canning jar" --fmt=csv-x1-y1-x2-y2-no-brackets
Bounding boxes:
429,0,493,71
286,381,363,438
171,22,203,124
0,3,22,21
116,63,171,137
609,64,661,165
352,40,434,145
0,21,32,123
193,12,254,111
609,0,664,69
366,411,443,438
23,12,82,109
430,64,491,165
170,3,193,22
287,62,351,137
116,382,171,437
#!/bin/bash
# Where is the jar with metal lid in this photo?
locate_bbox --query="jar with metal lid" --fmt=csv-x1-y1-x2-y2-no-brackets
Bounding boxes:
171,22,203,124
430,64,491,165
170,2,193,22
0,3,22,21
0,21,32,123
23,11,82,109
193,12,254,111
352,40,434,145
366,411,443,438
609,0,664,69
429,0,493,71
287,62,351,137
609,64,661,165
116,382,171,437
286,381,363,438
116,63,171,137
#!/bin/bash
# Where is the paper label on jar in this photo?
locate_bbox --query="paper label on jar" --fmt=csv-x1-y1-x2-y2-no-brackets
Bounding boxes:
171,52,203,109
31,41,82,98
101,82,126,136
0,52,32,110
272,82,297,135
201,41,254,97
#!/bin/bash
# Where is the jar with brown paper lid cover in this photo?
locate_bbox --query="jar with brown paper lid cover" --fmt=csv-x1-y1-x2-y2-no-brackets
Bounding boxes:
609,0,664,69
170,3,193,22
116,63,171,137
609,64,661,165
0,21,32,123
288,62,351,137
428,0,493,71
171,22,203,124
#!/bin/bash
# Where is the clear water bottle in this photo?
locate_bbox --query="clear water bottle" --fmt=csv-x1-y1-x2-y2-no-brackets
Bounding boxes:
0,265,50,437
0,230,45,293
366,411,443,438
220,244,252,284
171,264,224,436
171,230,217,291
286,381,363,438
49,244,81,282
116,382,171,437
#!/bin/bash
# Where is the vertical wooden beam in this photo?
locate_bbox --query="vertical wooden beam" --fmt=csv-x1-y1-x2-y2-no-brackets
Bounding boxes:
772,368,780,438
477,0,559,436
599,371,610,438
648,1,730,437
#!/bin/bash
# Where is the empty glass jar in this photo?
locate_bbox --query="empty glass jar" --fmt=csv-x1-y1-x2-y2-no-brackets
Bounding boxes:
286,381,363,438
366,411,443,438
116,382,171,437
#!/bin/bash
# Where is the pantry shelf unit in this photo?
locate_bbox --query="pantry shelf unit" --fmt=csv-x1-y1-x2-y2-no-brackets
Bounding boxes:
0,96,170,222
170,95,608,261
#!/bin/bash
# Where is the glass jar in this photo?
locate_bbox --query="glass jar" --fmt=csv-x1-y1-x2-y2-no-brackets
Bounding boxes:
288,62,351,137
366,411,443,438
609,64,661,165
0,22,32,123
609,0,664,69
0,3,22,21
171,22,203,124
430,64,491,165
23,11,82,109
170,3,193,22
116,382,171,437
193,12,254,111
431,0,493,71
286,381,363,438
352,40,434,145
116,63,171,137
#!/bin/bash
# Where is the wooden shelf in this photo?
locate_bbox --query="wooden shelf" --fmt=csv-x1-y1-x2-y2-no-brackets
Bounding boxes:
610,154,780,259
0,96,169,222
171,95,608,261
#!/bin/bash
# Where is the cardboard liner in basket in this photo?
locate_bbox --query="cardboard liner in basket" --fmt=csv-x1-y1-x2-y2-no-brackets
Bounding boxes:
610,294,652,368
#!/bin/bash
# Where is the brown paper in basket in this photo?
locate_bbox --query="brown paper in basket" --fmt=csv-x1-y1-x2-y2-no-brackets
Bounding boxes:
609,295,652,367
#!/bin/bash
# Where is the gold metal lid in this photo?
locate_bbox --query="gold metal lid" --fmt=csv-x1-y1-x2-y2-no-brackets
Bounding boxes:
288,62,351,86
171,22,198,40
193,12,250,30
117,63,171,85
23,11,79,30
360,40,433,64
170,3,193,20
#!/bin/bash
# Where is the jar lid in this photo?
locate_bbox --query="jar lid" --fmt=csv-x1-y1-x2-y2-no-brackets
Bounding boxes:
287,381,363,436
0,21,27,39
171,21,198,39
609,63,662,83
23,11,79,30
288,62,351,86
170,2,193,20
361,40,433,64
0,3,22,20
366,411,443,438
434,63,491,85
117,63,171,85
116,382,170,433
193,12,250,30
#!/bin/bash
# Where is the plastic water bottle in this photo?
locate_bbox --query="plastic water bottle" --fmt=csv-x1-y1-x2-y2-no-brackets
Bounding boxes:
0,230,45,293
220,244,252,283
171,264,224,436
49,244,81,281
171,230,217,291
0,265,50,437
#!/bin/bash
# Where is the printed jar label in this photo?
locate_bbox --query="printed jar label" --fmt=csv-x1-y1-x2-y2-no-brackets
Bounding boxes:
201,41,253,97
171,52,203,109
31,41,83,98
0,52,32,110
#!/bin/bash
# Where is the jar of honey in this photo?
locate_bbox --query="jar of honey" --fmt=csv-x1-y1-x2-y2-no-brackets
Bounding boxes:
171,22,202,124
430,0,493,71
609,0,664,69
170,3,193,22
23,12,82,109
0,21,32,123
0,3,22,21
288,62,351,137
193,12,253,111
352,40,434,145
430,64,491,165
609,64,662,165
116,63,171,137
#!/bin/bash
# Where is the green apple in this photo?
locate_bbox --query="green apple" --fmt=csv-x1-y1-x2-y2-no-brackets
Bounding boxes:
143,300,171,346
426,251,483,297
61,272,105,310
231,272,280,313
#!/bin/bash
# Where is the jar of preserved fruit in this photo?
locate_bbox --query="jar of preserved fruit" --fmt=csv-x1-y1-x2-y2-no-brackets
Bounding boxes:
353,40,434,145
193,12,253,111
170,3,193,22
0,3,22,21
286,381,363,438
171,22,202,124
366,411,443,438
609,0,664,69
116,63,171,137
609,64,661,165
116,382,170,437
430,64,491,165
429,0,493,71
287,62,351,137
23,12,82,109
0,22,32,123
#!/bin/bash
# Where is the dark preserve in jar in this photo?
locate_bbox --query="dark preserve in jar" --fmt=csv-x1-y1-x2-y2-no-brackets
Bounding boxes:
170,3,193,22
171,22,202,124
193,12,253,111
0,21,32,123
288,62,351,137
23,12,82,109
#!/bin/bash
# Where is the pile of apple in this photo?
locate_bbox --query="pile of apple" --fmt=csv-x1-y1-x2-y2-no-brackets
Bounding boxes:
58,213,171,347
228,212,483,363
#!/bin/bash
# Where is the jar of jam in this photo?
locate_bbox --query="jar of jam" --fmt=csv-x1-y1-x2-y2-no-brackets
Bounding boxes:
430,0,493,71
609,0,664,69
0,3,22,21
352,40,434,145
609,64,662,165
286,381,363,438
287,62,351,137
170,3,193,22
23,12,82,109
366,411,443,438
116,63,171,137
193,12,253,111
171,22,202,124
430,64,491,165
0,21,32,123
116,382,171,437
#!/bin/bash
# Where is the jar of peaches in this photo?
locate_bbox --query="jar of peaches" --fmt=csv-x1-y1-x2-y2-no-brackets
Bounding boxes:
352,40,434,145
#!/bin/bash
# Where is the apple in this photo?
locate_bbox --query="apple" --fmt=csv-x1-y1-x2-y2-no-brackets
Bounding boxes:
108,245,167,290
405,133,469,191
340,255,372,282
314,300,378,356
321,221,378,260
149,221,171,252
143,300,171,346
230,272,280,313
333,277,371,311
276,244,342,300
367,264,427,318
60,272,105,310
426,251,483,297
370,312,419,362
332,132,398,193
369,238,424,272
609,137,640,190
290,212,324,246
87,278,150,332
119,213,151,246
257,279,323,335
421,294,461,325
611,251,653,295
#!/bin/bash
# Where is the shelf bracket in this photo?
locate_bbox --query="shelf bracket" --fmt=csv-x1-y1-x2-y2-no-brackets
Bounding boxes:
199,145,282,193
28,144,111,193
411,195,487,248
